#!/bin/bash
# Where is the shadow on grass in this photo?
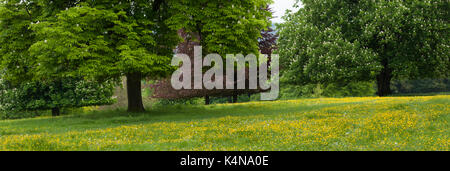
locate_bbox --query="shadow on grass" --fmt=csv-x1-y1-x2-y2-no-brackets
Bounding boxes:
6,95,445,135
0,99,372,134
389,92,450,97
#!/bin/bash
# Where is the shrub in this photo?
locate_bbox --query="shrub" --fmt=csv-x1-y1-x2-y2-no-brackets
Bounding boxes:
323,82,376,97
0,77,116,117
154,98,204,106
280,82,376,99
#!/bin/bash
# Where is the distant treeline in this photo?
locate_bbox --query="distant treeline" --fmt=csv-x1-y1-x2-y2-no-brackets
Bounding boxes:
392,78,450,94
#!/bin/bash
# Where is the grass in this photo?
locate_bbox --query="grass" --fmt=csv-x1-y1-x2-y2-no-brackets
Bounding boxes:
0,95,448,151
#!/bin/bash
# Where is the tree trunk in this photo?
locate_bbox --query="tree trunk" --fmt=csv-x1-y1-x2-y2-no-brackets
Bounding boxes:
232,94,238,103
205,96,210,105
52,107,60,117
376,62,393,97
227,96,233,103
126,73,145,112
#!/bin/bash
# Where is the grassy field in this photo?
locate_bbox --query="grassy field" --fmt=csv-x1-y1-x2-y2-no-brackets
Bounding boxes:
0,95,448,151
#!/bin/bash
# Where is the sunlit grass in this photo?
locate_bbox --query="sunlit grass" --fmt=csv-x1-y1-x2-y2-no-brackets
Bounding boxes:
0,95,448,151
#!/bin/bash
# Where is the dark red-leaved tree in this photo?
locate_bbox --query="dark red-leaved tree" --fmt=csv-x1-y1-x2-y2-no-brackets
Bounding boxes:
151,8,278,104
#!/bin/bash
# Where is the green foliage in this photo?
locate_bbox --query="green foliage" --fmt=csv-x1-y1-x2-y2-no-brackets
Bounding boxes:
392,78,450,94
0,0,183,112
28,1,178,80
209,95,254,104
0,0,39,83
168,0,272,56
280,82,376,99
323,82,376,97
0,0,118,114
0,111,43,120
0,77,115,114
277,0,449,90
279,84,322,99
155,98,204,106
1,0,273,111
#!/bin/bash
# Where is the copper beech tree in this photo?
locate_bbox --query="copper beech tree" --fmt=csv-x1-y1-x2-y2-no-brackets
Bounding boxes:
151,26,278,104
151,5,277,104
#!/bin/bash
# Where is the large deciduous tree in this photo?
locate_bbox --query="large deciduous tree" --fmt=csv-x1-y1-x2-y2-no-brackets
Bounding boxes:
277,0,449,96
1,0,273,113
150,0,273,104
27,0,180,112
169,0,272,56
0,0,115,116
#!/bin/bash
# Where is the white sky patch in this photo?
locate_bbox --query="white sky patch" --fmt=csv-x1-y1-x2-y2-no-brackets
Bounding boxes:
271,0,302,23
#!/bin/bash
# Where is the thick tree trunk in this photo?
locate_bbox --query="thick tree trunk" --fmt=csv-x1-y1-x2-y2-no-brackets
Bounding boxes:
376,62,393,97
205,96,210,105
52,107,60,117
126,73,145,112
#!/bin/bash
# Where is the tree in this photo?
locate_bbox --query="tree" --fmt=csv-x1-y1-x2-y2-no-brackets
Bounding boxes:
259,26,278,54
150,28,272,103
26,0,180,112
169,0,272,56
0,0,115,116
0,0,39,84
277,0,449,96
2,0,273,112
150,0,273,104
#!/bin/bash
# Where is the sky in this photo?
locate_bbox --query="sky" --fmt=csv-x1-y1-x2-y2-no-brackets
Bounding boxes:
271,0,302,23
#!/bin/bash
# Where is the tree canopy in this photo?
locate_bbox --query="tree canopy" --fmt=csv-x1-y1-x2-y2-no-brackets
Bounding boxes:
1,0,274,112
0,0,116,115
277,0,449,96
26,0,180,112
168,0,272,56
151,3,274,103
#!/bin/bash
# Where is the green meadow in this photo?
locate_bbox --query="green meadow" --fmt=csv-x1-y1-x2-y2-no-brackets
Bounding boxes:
0,95,448,151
